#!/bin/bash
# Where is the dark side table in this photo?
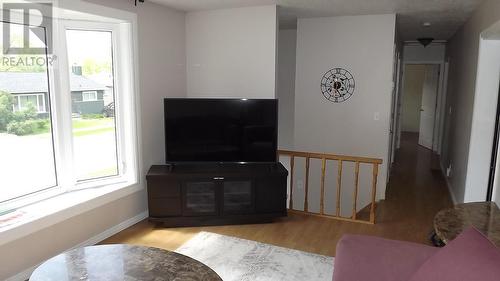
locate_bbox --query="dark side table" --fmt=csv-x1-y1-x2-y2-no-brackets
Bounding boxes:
433,201,500,246
29,244,222,281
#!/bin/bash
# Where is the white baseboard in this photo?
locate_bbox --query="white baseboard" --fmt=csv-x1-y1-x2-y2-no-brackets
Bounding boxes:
6,211,148,281
440,161,457,205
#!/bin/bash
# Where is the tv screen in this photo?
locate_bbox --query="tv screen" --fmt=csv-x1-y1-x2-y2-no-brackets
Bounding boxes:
164,98,278,163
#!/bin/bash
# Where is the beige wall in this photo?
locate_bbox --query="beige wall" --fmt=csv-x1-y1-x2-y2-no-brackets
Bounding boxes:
185,5,277,98
1,1,186,279
401,65,425,132
293,14,396,211
277,29,297,149
441,0,500,203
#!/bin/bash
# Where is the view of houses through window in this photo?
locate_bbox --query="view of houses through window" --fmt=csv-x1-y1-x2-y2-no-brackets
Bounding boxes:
66,29,118,181
0,22,119,203
0,21,57,203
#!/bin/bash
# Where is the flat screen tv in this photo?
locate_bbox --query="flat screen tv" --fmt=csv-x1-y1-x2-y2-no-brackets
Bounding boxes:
164,98,278,163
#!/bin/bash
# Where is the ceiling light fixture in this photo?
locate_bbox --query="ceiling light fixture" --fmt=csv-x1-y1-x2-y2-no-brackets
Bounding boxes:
417,37,434,47
423,22,432,27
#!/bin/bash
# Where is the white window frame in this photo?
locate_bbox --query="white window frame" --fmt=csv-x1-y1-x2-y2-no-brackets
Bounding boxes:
0,5,140,212
81,90,98,102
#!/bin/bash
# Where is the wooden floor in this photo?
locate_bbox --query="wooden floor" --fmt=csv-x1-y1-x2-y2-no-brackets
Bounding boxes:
102,132,453,256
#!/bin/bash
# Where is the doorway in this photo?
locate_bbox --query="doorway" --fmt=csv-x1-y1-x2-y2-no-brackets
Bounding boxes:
400,64,441,151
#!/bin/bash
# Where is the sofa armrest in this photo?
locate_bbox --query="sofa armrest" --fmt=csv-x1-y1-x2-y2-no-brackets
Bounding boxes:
333,235,437,281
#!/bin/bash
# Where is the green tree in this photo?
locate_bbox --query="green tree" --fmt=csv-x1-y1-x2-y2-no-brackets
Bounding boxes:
82,58,112,76
0,91,14,131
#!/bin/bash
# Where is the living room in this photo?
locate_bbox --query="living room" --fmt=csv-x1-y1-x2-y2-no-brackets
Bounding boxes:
1,0,500,280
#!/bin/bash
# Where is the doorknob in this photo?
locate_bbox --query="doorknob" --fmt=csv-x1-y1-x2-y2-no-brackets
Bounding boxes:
420,109,424,112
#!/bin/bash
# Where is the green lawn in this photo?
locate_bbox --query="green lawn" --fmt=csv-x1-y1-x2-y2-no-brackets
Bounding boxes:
72,118,115,136
73,127,114,137
2,118,115,136
72,118,114,130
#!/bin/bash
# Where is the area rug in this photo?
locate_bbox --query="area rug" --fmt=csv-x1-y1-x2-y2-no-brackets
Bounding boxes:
175,232,334,281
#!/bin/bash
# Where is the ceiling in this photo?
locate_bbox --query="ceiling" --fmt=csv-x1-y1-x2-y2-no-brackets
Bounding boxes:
148,0,485,41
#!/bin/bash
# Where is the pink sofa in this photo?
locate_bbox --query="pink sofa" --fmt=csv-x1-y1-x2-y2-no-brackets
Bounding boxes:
333,235,437,281
333,228,500,281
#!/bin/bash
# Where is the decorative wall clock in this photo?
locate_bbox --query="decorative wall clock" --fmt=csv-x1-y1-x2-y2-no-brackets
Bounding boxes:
320,68,355,103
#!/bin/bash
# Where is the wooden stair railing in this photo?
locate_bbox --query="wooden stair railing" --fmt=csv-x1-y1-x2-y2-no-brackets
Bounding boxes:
278,150,382,224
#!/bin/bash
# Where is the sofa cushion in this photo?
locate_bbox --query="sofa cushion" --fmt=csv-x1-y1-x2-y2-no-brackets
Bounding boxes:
333,234,438,281
408,227,500,281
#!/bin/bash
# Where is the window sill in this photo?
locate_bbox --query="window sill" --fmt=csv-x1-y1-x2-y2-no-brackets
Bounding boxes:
0,180,144,247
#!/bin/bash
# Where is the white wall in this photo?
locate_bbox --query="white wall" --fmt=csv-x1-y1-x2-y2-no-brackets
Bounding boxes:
441,0,500,203
293,15,396,210
277,29,297,149
464,38,500,202
1,1,186,279
185,5,277,98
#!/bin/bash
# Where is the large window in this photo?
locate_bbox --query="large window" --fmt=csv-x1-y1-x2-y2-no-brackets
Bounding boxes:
0,21,58,204
66,29,119,181
0,8,138,209
13,93,47,113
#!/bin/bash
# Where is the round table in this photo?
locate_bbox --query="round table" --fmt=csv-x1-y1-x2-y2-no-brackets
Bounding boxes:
30,244,222,281
433,201,500,246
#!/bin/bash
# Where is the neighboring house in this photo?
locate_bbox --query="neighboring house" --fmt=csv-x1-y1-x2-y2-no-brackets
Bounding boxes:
0,72,107,116
88,72,114,105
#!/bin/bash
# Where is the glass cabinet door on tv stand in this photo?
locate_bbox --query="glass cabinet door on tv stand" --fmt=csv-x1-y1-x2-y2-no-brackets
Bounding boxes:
181,178,255,216
182,181,217,216
223,180,254,214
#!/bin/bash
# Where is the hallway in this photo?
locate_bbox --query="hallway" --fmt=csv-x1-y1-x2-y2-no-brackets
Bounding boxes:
376,132,454,241
103,133,454,255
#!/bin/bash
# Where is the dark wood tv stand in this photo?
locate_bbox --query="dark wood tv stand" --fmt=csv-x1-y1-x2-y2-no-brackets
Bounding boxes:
146,162,288,227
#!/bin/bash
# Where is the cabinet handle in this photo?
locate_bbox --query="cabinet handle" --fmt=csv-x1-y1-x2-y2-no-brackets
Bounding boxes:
213,177,225,180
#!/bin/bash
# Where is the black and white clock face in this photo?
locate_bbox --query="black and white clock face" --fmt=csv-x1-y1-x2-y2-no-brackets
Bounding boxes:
320,68,355,103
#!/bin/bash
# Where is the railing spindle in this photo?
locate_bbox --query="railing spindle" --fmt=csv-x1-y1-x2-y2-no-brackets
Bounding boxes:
320,158,326,215
352,162,360,220
277,150,381,225
336,160,343,217
370,163,379,223
304,157,310,212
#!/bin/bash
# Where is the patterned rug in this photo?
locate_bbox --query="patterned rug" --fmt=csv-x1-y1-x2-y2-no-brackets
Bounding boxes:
175,232,334,281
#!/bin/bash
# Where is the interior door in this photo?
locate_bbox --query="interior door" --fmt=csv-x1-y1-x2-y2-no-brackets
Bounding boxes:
418,65,440,149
